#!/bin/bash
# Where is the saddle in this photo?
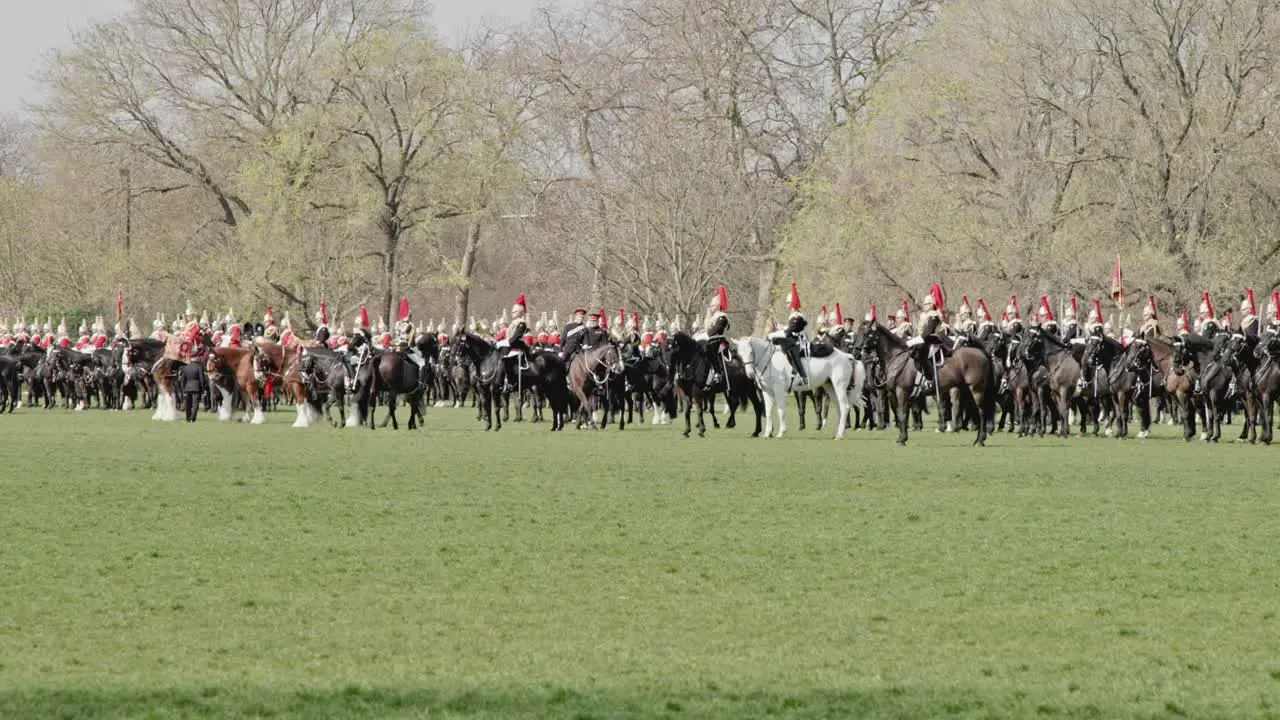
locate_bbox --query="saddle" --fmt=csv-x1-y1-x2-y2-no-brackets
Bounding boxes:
807,340,836,358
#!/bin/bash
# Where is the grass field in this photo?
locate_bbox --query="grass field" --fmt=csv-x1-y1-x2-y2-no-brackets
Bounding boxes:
2,405,1279,719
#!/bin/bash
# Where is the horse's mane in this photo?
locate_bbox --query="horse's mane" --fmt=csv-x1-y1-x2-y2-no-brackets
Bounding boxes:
871,321,909,351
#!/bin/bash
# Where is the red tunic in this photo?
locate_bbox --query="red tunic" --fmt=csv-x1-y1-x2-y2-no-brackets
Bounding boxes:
227,326,242,347
92,334,108,350
58,337,71,348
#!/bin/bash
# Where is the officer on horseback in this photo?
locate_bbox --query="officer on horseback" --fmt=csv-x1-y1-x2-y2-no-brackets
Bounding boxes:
769,283,808,386
701,286,730,390
1037,296,1059,338
559,308,587,361
954,296,978,340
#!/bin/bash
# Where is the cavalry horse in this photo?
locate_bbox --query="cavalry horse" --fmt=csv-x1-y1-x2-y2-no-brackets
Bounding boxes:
1126,337,1197,441
1080,333,1135,438
857,321,995,446
1019,328,1082,438
344,339,433,431
205,345,272,424
568,343,628,430
735,335,859,439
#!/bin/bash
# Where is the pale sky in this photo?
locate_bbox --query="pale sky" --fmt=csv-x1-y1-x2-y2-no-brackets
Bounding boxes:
0,0,537,114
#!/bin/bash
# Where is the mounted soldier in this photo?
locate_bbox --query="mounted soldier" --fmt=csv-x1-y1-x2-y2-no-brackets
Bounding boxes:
769,283,809,385
548,311,562,348
54,317,70,348
907,283,949,395
560,308,587,360
1086,299,1105,338
891,301,912,339
1196,292,1220,338
1268,291,1280,336
954,296,978,338
314,303,331,347
1062,297,1081,342
1036,296,1059,338
1003,295,1024,338
499,293,530,380
41,318,54,349
0,317,11,349
75,319,91,351
839,304,858,347
391,298,415,352
976,299,999,341
621,311,642,348
701,286,731,390
1138,295,1161,340
261,307,279,342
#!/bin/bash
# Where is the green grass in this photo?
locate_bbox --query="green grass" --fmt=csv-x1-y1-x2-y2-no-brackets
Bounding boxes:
2,406,1279,718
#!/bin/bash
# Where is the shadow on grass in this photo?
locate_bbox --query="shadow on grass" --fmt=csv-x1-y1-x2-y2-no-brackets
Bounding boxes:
0,684,1129,719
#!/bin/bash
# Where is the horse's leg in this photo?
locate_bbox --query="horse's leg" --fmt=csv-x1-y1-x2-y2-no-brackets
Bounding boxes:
1180,390,1195,442
895,388,909,445
695,393,706,437
833,382,850,440
774,387,788,438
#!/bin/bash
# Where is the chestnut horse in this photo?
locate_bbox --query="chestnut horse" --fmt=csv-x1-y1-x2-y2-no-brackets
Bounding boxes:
255,339,322,428
205,345,272,424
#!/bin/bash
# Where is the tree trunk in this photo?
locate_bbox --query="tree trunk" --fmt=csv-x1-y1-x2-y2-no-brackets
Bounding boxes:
753,254,779,335
380,216,399,328
453,220,482,329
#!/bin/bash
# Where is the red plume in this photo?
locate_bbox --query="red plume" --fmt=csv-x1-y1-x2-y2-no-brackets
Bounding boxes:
1011,294,1021,319
716,285,728,312
398,298,410,322
514,292,526,309
1148,295,1158,320
1110,256,1124,307
930,284,945,314
788,283,801,311
599,309,607,329
869,304,876,322
319,302,328,324
116,290,124,324
1070,296,1078,316
835,303,844,325
820,304,827,320
632,311,639,327
1224,309,1234,327
359,306,369,328
1273,291,1280,322
1040,295,1054,322
962,294,970,308
1093,298,1103,324
1247,288,1257,316
1203,291,1214,320
1001,310,1009,323
902,299,911,323
265,307,275,325
618,308,625,328
977,299,992,322
1180,308,1190,332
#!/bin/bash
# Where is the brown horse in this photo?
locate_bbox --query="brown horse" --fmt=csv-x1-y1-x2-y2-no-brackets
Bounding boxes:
568,344,626,430
1129,337,1197,441
1019,328,1082,438
205,345,272,423
256,339,323,427
858,321,995,446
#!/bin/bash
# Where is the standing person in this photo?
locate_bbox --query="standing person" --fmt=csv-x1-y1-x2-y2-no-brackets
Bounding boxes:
181,356,205,423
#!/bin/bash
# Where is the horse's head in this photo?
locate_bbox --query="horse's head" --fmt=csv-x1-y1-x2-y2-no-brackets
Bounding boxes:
1126,340,1151,373
597,343,625,374
1019,328,1044,363
1080,335,1103,374
251,345,272,381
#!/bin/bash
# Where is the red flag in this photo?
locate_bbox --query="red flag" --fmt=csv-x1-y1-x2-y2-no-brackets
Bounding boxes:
1110,256,1124,308
115,290,124,324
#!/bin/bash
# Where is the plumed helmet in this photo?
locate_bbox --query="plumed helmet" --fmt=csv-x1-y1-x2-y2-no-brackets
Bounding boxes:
958,295,972,316
77,318,89,336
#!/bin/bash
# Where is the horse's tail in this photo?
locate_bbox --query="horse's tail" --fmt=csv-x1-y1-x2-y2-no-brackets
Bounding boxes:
982,351,998,425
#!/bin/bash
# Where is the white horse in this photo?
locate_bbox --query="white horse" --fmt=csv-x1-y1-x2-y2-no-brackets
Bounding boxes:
735,336,863,439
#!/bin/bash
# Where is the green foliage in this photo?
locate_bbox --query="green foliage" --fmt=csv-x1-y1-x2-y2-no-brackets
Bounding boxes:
3,410,1280,718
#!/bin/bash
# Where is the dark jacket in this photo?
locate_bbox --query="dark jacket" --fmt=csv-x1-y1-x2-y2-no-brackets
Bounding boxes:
180,361,205,393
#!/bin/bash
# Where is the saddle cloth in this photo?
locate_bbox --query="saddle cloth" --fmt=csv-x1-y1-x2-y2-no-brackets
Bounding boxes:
163,336,193,362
